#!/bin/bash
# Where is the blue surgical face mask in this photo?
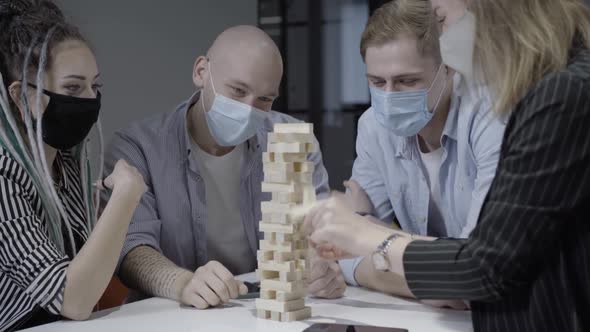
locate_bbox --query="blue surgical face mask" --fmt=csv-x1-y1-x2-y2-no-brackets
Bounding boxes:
370,64,448,137
202,61,269,147
439,11,480,97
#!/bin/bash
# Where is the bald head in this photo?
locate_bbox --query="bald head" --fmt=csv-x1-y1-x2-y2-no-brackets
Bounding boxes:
208,25,282,69
192,25,283,114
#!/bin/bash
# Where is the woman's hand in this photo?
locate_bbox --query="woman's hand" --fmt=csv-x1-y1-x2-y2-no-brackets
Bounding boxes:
103,159,147,201
304,192,394,260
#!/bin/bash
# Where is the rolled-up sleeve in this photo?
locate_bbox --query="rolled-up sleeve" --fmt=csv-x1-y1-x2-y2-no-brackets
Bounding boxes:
103,131,163,273
0,162,69,315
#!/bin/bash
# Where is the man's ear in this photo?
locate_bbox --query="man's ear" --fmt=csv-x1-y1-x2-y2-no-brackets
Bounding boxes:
192,55,209,89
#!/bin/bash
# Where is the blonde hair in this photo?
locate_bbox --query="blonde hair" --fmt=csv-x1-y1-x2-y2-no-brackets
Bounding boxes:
472,0,590,114
360,0,441,63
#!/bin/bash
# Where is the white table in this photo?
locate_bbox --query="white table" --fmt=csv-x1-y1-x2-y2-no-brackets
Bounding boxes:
25,274,472,332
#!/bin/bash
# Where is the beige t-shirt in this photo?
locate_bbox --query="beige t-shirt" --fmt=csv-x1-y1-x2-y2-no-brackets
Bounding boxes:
192,141,256,275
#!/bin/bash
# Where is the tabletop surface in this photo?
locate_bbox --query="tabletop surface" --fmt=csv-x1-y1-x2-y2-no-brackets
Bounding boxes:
25,274,473,332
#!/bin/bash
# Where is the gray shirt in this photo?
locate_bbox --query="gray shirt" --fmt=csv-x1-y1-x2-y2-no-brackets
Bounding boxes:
105,92,330,279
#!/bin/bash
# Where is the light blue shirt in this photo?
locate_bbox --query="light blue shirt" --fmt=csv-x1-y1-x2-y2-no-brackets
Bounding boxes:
341,77,506,285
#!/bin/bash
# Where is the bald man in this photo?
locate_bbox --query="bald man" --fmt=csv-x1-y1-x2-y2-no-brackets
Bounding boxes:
104,26,330,309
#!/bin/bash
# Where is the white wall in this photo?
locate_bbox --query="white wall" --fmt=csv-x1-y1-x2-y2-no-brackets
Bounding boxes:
55,0,258,142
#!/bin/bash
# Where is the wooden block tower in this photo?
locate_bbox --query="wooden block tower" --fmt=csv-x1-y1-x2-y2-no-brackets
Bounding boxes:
255,123,316,322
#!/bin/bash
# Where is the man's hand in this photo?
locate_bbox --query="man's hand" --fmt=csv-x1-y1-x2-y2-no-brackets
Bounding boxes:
180,261,248,309
308,256,346,299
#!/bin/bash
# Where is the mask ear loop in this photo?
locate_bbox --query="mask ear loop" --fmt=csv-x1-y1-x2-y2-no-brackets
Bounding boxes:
429,65,450,114
201,58,219,113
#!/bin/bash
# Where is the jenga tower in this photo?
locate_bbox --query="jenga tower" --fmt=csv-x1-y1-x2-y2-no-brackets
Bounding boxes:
255,123,316,322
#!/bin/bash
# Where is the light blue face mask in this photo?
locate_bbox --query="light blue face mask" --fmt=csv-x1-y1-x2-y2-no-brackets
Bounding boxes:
370,64,448,137
202,61,269,147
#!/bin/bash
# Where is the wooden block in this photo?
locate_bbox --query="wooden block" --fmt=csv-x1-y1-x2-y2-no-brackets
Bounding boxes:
261,181,299,193
281,306,312,322
261,279,305,293
262,210,311,225
273,251,293,263
296,258,310,270
258,260,296,272
294,162,314,173
268,132,314,143
262,212,289,224
274,123,313,134
259,222,297,234
260,240,296,252
264,161,295,173
261,201,296,213
276,289,306,301
279,269,304,282
273,249,307,263
270,311,281,321
263,232,277,242
257,309,270,319
257,269,280,280
264,171,292,184
275,232,305,243
265,171,313,185
272,191,303,204
261,289,277,300
263,152,308,163
255,298,305,313
257,250,274,262
268,142,314,154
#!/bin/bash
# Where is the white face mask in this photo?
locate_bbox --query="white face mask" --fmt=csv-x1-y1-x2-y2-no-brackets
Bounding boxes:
439,11,476,82
201,61,269,147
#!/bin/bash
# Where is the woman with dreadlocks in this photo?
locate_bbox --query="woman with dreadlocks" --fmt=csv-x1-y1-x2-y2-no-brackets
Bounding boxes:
0,1,147,330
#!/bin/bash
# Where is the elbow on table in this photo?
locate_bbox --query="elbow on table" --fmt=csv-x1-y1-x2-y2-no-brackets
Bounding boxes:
61,304,93,321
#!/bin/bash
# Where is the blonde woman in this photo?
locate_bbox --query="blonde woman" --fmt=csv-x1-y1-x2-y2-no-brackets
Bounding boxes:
0,1,146,330
305,0,590,331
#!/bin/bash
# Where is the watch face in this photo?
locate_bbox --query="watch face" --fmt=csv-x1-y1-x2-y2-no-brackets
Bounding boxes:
372,252,389,271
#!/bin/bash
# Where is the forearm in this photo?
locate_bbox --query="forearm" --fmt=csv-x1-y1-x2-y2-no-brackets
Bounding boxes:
354,257,414,298
61,188,141,320
119,245,192,301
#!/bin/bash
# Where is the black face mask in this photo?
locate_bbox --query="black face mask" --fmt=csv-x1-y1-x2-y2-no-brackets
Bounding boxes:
28,84,101,150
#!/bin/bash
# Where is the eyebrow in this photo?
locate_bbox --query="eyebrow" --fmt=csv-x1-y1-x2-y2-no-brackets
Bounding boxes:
229,80,279,98
62,73,101,80
366,72,422,80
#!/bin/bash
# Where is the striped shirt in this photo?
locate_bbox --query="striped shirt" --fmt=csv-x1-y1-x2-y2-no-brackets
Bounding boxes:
403,49,590,331
0,149,88,331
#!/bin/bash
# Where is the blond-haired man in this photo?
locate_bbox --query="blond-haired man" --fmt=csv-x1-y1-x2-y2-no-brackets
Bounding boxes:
309,0,505,305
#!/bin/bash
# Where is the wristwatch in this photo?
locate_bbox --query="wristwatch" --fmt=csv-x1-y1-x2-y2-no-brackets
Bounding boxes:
371,233,402,271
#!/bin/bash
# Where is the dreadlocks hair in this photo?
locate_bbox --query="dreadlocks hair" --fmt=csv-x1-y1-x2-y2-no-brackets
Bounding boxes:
0,0,104,254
